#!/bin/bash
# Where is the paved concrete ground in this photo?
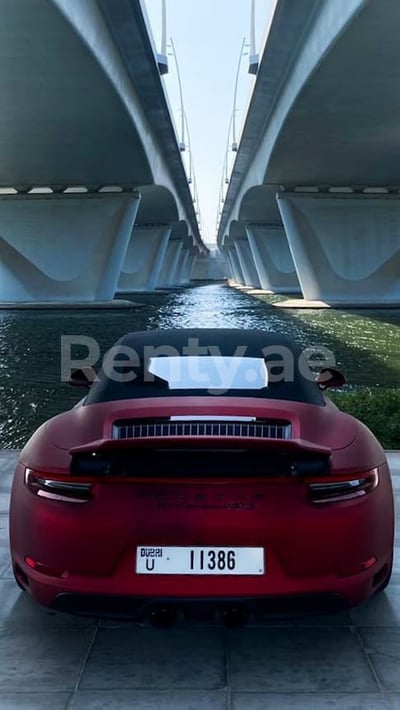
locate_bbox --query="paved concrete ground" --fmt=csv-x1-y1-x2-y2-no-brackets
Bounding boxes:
1,450,400,709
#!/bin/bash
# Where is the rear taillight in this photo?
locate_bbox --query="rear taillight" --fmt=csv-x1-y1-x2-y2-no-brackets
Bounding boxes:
24,469,92,503
309,469,379,504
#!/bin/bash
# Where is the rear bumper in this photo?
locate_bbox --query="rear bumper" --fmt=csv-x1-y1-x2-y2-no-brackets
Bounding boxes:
52,592,348,620
13,550,392,618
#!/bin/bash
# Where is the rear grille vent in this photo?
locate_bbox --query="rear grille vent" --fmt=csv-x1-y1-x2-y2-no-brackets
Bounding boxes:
112,420,292,441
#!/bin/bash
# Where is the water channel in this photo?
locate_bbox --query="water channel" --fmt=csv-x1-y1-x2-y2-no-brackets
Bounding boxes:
1,283,400,448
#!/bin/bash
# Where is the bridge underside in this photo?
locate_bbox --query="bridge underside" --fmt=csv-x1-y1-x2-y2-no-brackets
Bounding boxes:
0,0,155,188
220,0,400,305
267,0,400,189
0,0,205,303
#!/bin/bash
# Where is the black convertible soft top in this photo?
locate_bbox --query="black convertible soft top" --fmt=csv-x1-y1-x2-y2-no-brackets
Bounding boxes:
85,329,325,406
117,329,299,355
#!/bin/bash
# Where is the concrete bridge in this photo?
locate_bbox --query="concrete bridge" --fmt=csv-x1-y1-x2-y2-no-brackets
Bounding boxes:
0,0,208,304
218,0,400,306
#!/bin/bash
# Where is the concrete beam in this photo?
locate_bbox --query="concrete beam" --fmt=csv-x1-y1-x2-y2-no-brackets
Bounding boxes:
277,192,400,304
245,224,301,293
0,193,140,303
118,224,171,292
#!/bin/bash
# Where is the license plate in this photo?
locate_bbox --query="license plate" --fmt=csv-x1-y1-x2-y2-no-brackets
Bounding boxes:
136,546,264,575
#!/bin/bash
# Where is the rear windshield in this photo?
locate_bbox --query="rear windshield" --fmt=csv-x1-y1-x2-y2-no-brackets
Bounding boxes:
148,356,269,391
85,352,325,406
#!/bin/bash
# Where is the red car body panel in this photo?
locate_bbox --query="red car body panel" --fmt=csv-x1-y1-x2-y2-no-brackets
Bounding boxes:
9,330,395,619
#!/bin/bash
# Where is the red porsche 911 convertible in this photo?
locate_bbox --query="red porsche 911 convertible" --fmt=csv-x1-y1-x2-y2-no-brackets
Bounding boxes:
9,329,395,625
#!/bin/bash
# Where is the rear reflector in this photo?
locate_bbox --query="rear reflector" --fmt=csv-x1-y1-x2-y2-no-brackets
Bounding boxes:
309,469,378,504
24,556,65,578
24,469,92,503
360,556,377,571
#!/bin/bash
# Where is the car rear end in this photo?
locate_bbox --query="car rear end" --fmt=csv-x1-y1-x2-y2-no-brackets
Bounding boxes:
10,401,394,622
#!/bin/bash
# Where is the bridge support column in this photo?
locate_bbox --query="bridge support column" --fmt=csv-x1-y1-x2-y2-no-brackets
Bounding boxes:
157,240,183,288
180,250,196,284
234,239,261,288
245,225,301,293
118,225,171,292
221,250,231,279
175,249,192,285
227,247,245,284
185,253,196,282
0,193,140,303
277,193,400,305
223,251,234,280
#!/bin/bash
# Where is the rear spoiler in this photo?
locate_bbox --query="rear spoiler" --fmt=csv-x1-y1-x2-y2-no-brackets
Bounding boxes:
70,437,331,456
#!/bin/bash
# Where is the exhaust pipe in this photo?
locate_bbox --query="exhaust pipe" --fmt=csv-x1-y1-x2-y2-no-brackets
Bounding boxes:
149,606,179,629
221,606,249,628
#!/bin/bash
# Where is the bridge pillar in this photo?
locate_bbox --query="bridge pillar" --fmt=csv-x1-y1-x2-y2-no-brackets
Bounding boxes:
223,251,235,280
185,253,197,282
175,249,192,285
0,193,140,303
189,253,197,280
227,247,245,284
157,240,183,288
277,193,400,305
221,250,231,279
245,225,301,293
224,249,237,281
117,224,171,292
234,239,261,288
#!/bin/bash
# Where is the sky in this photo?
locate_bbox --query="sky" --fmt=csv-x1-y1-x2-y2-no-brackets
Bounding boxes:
143,1,275,244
